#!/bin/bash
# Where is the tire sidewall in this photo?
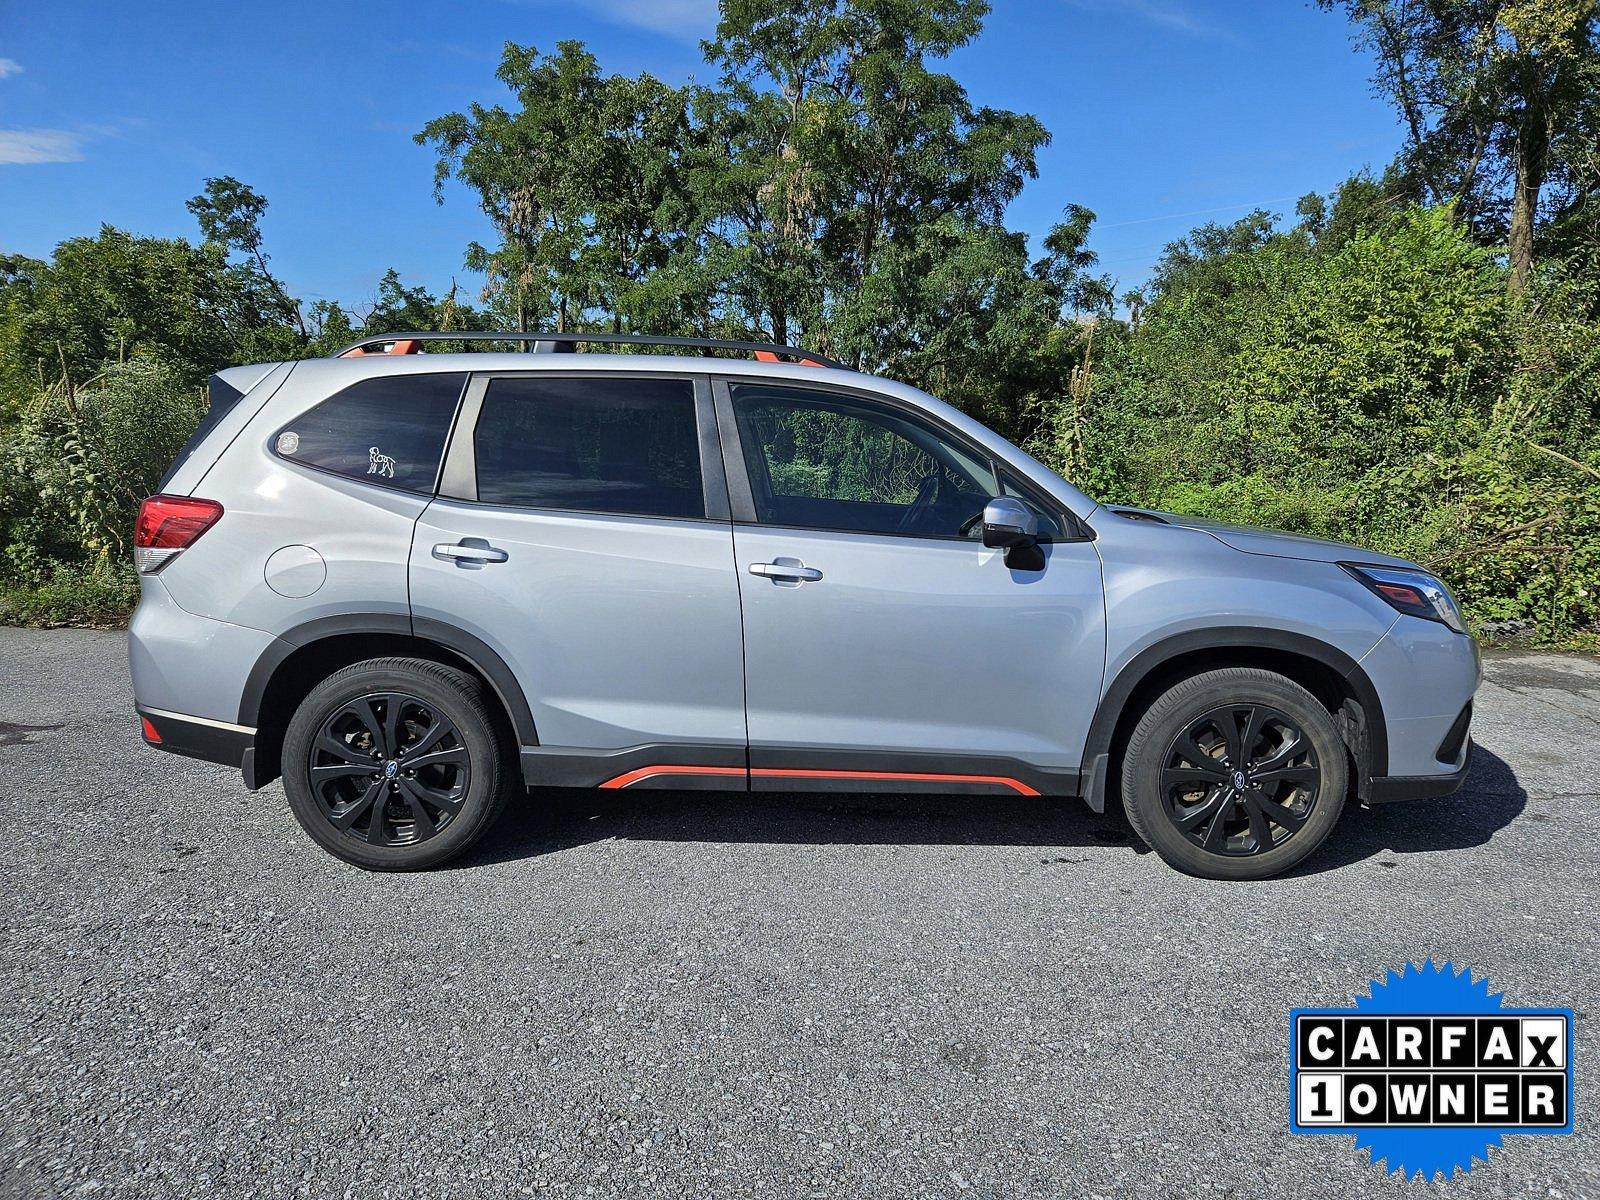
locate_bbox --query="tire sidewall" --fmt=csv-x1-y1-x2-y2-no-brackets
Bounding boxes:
282,662,504,870
1123,671,1348,881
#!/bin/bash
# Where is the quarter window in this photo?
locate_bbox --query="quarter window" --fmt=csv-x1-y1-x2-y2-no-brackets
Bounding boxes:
731,385,999,538
473,377,704,519
999,473,1068,540
273,372,466,495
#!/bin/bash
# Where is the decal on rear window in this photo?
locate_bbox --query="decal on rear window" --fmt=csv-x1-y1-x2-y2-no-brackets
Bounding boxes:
270,373,466,495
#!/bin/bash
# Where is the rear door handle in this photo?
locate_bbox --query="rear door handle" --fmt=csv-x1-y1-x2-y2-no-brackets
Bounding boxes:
749,560,822,582
433,541,509,564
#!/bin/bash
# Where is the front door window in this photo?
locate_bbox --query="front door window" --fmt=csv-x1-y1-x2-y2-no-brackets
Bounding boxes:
731,385,998,538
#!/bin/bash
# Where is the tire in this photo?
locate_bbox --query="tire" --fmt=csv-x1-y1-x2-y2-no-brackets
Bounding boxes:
282,657,513,871
1120,668,1347,880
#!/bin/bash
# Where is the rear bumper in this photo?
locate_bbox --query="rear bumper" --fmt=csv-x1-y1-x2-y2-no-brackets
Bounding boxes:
1366,739,1473,803
138,706,255,776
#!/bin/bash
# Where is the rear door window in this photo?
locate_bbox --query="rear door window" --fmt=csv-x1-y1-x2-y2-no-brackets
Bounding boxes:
273,372,467,495
472,376,705,519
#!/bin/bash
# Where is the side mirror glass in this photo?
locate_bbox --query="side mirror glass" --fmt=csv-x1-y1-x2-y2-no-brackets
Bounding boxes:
980,496,1040,549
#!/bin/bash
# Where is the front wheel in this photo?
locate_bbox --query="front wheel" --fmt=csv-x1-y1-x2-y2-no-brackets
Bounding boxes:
282,657,512,870
1120,668,1347,880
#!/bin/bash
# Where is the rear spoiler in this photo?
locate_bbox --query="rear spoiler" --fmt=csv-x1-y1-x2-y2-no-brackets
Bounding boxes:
155,363,285,492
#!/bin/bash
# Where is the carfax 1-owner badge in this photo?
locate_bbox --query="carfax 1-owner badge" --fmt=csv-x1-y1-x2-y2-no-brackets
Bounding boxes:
1290,961,1574,1180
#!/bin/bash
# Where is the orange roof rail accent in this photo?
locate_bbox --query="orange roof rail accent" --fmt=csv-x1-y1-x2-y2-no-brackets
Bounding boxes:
754,349,824,367
330,332,847,368
338,339,421,359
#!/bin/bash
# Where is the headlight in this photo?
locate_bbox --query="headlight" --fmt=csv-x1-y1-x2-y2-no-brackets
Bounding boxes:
1340,563,1468,633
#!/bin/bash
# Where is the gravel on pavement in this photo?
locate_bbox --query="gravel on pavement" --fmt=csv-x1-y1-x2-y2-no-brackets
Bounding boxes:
0,628,1595,1198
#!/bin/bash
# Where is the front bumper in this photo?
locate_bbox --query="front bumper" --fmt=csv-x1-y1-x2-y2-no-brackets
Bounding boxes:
1366,738,1473,803
1356,620,1480,798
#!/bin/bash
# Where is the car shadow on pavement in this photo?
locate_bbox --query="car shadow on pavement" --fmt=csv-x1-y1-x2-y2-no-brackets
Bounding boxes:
1290,746,1526,878
460,786,1151,868
461,747,1526,876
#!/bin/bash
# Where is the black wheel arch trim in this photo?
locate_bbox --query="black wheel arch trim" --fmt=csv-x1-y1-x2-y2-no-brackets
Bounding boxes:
237,612,539,750
1081,626,1388,809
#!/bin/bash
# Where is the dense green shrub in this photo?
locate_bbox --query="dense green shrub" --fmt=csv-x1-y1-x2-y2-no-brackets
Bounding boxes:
1049,206,1600,642
0,563,139,628
2,360,202,593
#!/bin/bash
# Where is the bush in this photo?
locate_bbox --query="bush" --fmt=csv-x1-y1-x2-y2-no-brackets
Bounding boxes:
1,359,201,623
0,562,139,628
1050,205,1600,643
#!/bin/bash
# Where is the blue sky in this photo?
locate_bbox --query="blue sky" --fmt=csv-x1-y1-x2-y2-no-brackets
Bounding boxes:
0,0,1401,311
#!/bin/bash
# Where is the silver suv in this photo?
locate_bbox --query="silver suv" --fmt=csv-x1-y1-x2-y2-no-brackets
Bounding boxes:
130,333,1479,880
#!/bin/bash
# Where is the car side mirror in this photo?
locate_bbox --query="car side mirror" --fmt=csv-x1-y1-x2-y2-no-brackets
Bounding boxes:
980,496,1039,549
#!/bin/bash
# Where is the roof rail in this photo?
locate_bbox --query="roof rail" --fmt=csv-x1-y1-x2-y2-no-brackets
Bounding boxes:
331,331,845,369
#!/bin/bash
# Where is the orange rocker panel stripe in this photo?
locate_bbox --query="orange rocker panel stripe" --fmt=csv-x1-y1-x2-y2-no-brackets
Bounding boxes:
599,765,1040,796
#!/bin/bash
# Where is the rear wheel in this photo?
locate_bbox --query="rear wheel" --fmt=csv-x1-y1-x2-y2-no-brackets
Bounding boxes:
1120,668,1347,880
282,657,512,870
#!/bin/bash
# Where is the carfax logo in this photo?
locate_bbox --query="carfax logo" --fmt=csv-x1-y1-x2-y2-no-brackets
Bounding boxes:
1289,961,1574,1180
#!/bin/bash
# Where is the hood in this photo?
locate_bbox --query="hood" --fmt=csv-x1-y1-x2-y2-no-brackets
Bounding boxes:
1105,507,1419,569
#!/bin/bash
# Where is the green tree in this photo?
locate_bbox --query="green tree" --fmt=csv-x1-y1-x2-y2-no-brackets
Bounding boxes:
187,176,308,338
1322,0,1600,293
417,42,701,334
701,0,1054,360
1,229,244,405
1064,201,1600,638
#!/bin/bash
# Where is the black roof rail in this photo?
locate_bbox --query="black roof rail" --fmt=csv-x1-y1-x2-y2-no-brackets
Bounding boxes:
331,331,846,370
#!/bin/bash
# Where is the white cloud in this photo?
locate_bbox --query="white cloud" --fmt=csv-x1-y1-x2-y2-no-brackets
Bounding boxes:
0,58,21,79
1067,0,1237,41
0,129,85,164
543,0,719,40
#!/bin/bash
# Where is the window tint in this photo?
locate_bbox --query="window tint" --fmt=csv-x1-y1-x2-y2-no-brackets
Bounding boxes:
274,372,465,495
474,377,704,519
732,385,998,538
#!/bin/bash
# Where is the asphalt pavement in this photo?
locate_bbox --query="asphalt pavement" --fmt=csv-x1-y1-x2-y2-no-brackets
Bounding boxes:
0,628,1595,1198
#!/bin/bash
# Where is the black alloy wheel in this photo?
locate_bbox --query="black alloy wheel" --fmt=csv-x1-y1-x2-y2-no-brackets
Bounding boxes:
1119,667,1348,880
308,691,471,847
1160,703,1320,857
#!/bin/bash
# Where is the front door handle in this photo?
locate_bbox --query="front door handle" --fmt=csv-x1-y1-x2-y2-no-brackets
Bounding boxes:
433,541,509,564
749,560,823,582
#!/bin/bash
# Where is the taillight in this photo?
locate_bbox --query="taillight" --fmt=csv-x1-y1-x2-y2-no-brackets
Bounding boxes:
133,495,223,574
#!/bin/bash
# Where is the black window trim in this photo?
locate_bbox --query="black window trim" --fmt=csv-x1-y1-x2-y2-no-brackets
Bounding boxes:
710,375,1090,546
436,370,729,525
267,369,471,498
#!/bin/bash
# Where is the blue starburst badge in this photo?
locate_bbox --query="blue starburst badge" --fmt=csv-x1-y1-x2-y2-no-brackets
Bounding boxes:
1289,961,1574,1180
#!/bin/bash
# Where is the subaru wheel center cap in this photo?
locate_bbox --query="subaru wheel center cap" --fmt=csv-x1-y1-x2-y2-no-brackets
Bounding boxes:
1232,770,1247,790
384,760,399,778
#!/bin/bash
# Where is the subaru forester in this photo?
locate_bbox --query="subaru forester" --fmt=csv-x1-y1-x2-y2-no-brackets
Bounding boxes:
130,333,1479,880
